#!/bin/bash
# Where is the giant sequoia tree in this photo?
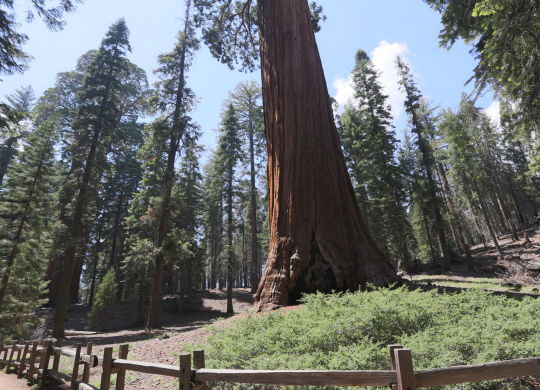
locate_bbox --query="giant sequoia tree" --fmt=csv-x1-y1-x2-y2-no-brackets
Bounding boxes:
195,0,398,310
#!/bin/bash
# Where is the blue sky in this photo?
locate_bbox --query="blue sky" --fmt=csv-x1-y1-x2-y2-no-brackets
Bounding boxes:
1,0,498,153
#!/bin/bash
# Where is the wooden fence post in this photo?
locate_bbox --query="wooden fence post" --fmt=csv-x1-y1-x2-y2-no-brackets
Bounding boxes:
41,340,53,379
52,338,63,371
82,342,93,384
115,344,129,390
7,343,16,371
192,350,205,390
179,353,191,390
388,344,404,390
100,347,114,390
27,342,38,382
70,343,82,390
3,342,8,361
394,348,416,390
17,342,29,378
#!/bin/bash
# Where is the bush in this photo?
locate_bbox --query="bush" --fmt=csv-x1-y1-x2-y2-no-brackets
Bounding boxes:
87,269,117,330
187,288,540,389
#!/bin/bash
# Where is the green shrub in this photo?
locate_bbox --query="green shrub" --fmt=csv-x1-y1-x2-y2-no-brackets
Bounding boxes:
187,288,540,389
87,269,116,330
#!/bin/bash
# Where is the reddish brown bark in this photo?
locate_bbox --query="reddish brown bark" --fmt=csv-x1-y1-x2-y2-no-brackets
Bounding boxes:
254,0,398,311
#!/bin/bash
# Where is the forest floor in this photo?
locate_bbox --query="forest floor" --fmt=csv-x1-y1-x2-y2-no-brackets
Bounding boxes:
410,225,540,294
55,288,260,389
0,371,37,390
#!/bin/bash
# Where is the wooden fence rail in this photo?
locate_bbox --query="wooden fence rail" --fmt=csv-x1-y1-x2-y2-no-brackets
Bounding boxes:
1,340,540,390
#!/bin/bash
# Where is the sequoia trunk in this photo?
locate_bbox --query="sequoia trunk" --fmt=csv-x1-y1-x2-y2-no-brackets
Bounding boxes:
254,0,398,310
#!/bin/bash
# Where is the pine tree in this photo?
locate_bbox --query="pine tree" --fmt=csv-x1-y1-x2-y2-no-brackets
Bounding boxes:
226,81,265,293
6,85,35,115
52,19,132,338
339,50,413,265
41,49,149,308
171,135,203,310
141,0,199,330
439,97,501,254
216,105,242,314
0,85,35,186
201,154,225,291
0,117,58,338
397,57,453,265
87,268,116,330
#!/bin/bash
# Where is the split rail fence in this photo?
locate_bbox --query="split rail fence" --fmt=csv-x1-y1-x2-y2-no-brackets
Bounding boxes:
1,340,540,389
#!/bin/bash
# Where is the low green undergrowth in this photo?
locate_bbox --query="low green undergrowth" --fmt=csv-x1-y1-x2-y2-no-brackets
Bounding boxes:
187,288,540,389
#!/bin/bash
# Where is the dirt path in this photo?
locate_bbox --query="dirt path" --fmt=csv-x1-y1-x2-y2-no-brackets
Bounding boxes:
56,288,258,389
0,371,32,390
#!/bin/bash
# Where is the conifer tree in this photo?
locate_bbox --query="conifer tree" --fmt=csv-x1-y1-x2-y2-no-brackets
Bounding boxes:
397,57,453,265
201,154,225,290
226,81,265,292
340,50,413,265
87,268,116,330
5,85,35,115
0,85,35,186
171,135,203,309
145,0,199,330
216,105,242,314
52,19,132,338
0,118,58,338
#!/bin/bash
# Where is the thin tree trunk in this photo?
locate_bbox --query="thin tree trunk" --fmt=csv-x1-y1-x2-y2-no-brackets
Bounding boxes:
226,174,234,314
437,163,470,257
88,228,103,308
249,129,259,293
471,181,503,255
146,0,192,330
254,0,397,310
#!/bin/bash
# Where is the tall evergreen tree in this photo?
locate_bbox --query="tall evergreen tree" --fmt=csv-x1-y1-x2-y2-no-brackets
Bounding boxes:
216,105,242,314
52,19,132,338
397,57,453,265
201,154,225,291
339,50,413,265
143,0,199,330
0,118,58,338
226,81,265,293
171,135,203,310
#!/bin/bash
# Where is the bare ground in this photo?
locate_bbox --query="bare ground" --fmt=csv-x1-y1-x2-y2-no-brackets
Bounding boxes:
0,371,35,390
410,226,540,292
60,288,257,389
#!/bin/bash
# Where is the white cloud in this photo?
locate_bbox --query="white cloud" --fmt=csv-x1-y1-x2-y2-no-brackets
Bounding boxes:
371,41,409,120
333,75,355,108
332,40,410,122
484,101,501,128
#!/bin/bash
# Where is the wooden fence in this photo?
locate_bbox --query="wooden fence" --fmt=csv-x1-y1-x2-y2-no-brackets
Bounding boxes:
1,340,540,389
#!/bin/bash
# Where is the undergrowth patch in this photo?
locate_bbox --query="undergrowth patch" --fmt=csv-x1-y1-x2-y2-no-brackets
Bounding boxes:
185,287,540,389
